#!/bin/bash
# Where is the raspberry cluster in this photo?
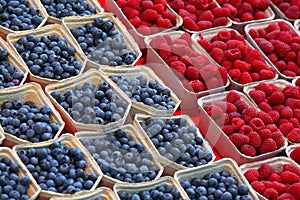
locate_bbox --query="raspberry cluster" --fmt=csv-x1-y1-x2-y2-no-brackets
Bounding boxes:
168,0,230,31
216,0,271,22
204,91,285,157
115,0,177,35
249,82,300,143
272,0,300,20
290,146,300,164
249,21,300,77
198,30,276,85
244,163,300,199
150,33,227,93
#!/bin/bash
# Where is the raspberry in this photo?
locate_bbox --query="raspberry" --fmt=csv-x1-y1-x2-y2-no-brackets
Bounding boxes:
281,106,294,119
199,64,219,81
262,180,274,188
226,91,240,104
222,125,234,135
198,10,214,21
157,18,172,29
171,0,184,11
257,111,273,124
185,66,199,81
241,144,256,156
198,38,211,52
206,77,219,89
166,56,179,65
229,69,241,82
129,16,142,27
212,17,229,27
249,90,266,104
287,183,300,198
290,147,300,164
283,164,300,176
197,21,213,31
231,118,245,131
266,124,279,132
254,10,266,20
163,11,177,24
225,48,242,61
211,41,227,50
272,131,285,148
247,131,262,148
260,69,275,80
218,67,228,85
251,181,266,194
127,0,140,9
279,122,294,136
269,173,281,182
216,31,232,42
272,40,291,58
259,163,276,180
284,5,299,19
263,188,278,199
154,4,164,14
183,17,199,31
179,56,191,66
229,133,250,148
249,118,265,131
244,169,259,183
123,6,140,19
210,105,224,119
269,91,285,106
210,48,224,64
278,118,289,125
251,60,268,72
280,171,300,184
255,83,274,96
150,35,167,49
259,102,272,112
170,61,186,75
179,32,192,46
259,138,277,154
278,193,296,200
283,70,297,77
189,80,205,93
283,86,300,99
242,108,257,123
239,125,253,135
271,181,287,195
234,100,249,113
285,98,300,109
191,56,211,70
259,128,272,140
287,128,300,143
275,60,287,72
233,60,250,73
226,102,237,113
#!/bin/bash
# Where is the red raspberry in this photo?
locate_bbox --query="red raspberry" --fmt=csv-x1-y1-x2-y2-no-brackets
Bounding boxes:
198,10,214,21
212,17,229,27
212,7,230,18
122,6,140,19
242,108,257,122
171,0,184,11
170,61,186,75
216,31,232,42
244,169,259,183
279,122,294,136
255,83,273,96
229,69,241,82
280,171,300,184
211,41,227,50
226,102,237,113
278,193,296,200
228,112,242,121
185,4,196,13
206,77,219,89
137,25,151,35
240,13,253,22
166,56,179,65
283,70,297,77
244,49,263,64
272,40,291,58
141,1,153,9
251,60,268,72
269,173,281,182
210,48,224,64
210,105,225,119
287,128,300,143
185,66,199,81
183,17,199,31
157,18,173,28
267,111,279,124
222,125,234,135
231,117,245,131
259,128,272,140
233,60,250,73
255,38,274,54
290,147,300,164
272,131,285,148
249,118,265,132
257,111,273,124
287,183,300,198
285,98,300,109
164,11,177,24
254,10,266,20
251,181,266,194
258,102,272,112
248,131,262,148
269,91,285,106
199,64,218,81
275,60,287,72
283,164,300,176
271,181,287,196
259,163,276,180
150,35,167,49
281,106,294,119
140,9,159,22
229,133,250,148
127,0,140,9
259,138,277,154
239,72,252,84
225,48,242,61
218,67,228,85
263,188,278,199
293,109,300,122
197,21,213,31
266,124,279,132
249,90,266,104
278,118,289,125
260,69,275,80
226,91,240,104
154,3,164,14
241,144,256,156
189,80,205,93
284,5,299,19
234,100,249,113
289,118,300,128
283,86,300,99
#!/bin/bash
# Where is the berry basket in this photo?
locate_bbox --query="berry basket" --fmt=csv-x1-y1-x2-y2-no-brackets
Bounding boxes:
145,30,230,110
198,90,288,165
0,37,29,89
244,19,300,80
7,24,86,87
133,114,215,175
174,158,259,200
114,176,190,200
192,27,279,91
41,0,104,24
0,82,65,145
100,65,181,117
0,0,48,38
239,156,300,200
0,147,41,200
270,2,298,22
295,19,300,34
62,13,142,71
75,124,164,187
50,187,117,200
13,134,103,199
45,69,131,133
105,0,183,50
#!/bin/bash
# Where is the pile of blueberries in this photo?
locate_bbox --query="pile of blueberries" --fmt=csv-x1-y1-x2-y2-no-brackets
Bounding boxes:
41,0,96,19
17,141,98,194
80,129,160,183
180,171,252,200
139,117,213,168
0,99,60,143
70,17,137,66
109,75,176,110
117,185,182,200
0,50,24,89
0,157,32,200
0,0,43,31
50,81,128,124
15,34,82,80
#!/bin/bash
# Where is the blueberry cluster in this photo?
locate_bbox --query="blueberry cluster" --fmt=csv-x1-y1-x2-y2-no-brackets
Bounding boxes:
17,141,98,194
15,34,82,80
139,117,213,168
50,81,128,124
110,76,176,110
0,157,32,200
117,185,182,200
41,0,96,19
0,0,43,31
0,50,24,89
80,129,159,183
0,100,60,143
180,171,252,200
71,17,137,66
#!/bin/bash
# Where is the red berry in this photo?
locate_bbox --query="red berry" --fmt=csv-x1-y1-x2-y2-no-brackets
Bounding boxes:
249,90,266,104
244,169,259,183
290,147,300,164
248,131,262,148
280,171,300,184
241,144,256,156
229,133,250,148
259,138,277,154
287,128,300,143
189,80,205,93
251,181,266,194
259,163,276,180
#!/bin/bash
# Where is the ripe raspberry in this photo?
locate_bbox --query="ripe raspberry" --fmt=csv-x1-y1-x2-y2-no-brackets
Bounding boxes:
251,181,266,194
283,86,300,99
211,41,227,50
285,98,300,109
281,106,294,119
262,180,274,188
251,60,268,72
197,21,213,31
216,31,232,42
229,69,241,82
283,164,300,176
231,118,246,131
259,138,277,154
259,128,272,140
239,125,253,135
222,125,234,135
278,193,296,200
170,61,186,75
255,83,274,96
271,181,287,195
210,105,224,119
290,117,300,128
255,38,275,54
225,48,242,61
229,133,250,148
233,60,250,73
280,171,300,184
140,9,158,22
244,169,259,183
284,5,299,19
259,163,276,180
179,32,192,46
263,188,278,199
154,4,165,14
269,173,281,182
287,128,300,143
266,124,279,132
163,11,177,24
171,0,184,11
269,91,285,106
283,70,297,77
127,0,140,9
290,147,300,164
198,10,214,21
260,69,275,80
189,80,205,93
272,40,291,58
185,66,199,81
210,48,224,64
272,131,285,148
183,17,199,31
212,7,230,18
218,67,228,85
249,118,265,132
242,108,257,123
212,17,229,27
279,122,294,136
254,10,266,20
287,183,300,198
234,100,249,113
257,111,273,124
199,64,219,81
157,18,172,29
248,131,262,148
226,91,240,104
241,144,256,156
259,102,272,112
206,77,219,89
249,90,266,104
